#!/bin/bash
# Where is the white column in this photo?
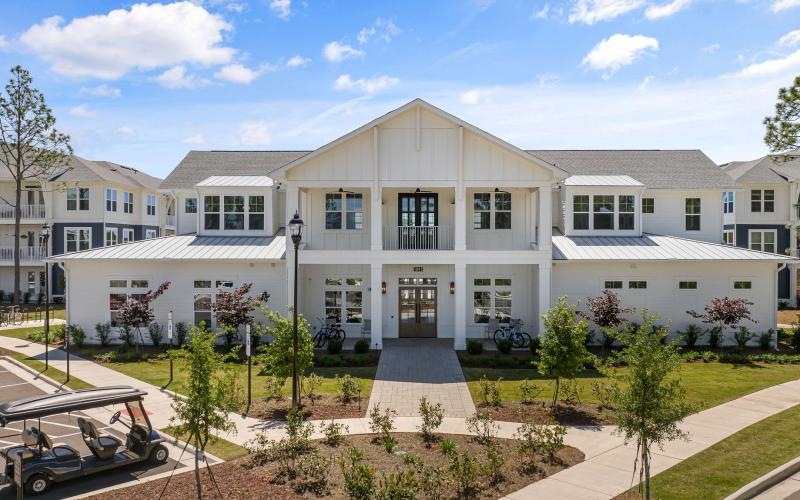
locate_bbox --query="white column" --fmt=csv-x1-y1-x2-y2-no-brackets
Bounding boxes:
537,263,552,337
371,184,382,250
454,263,467,350
370,264,383,349
538,185,552,251
791,264,799,308
454,188,466,251
285,184,299,312
530,189,538,248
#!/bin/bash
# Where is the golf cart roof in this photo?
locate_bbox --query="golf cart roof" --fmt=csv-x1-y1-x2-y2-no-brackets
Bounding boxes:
0,386,146,426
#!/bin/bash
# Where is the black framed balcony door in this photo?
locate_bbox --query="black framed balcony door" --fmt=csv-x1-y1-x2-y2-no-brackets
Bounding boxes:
398,193,438,250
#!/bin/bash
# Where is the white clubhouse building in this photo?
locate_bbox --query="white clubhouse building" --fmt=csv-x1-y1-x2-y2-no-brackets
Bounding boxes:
51,99,793,348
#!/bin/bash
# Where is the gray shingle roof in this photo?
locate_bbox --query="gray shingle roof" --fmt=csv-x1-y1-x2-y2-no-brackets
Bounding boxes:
528,150,737,190
48,156,162,189
160,151,309,190
721,154,800,185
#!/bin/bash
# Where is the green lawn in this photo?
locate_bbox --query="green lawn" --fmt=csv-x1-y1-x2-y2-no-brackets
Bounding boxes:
619,404,800,499
161,425,249,462
0,326,46,340
106,358,376,398
464,362,800,411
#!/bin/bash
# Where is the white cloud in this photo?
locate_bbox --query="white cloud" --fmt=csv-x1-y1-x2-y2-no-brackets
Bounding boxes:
156,65,195,89
460,88,492,105
702,43,720,54
226,2,247,12
333,74,399,94
269,0,291,19
214,63,262,84
582,34,659,78
20,2,234,80
771,0,800,11
533,4,551,18
644,0,692,19
69,104,97,118
323,41,365,63
80,84,121,98
286,55,310,68
568,0,644,24
116,126,135,137
637,75,654,92
0,35,7,50
778,30,800,48
357,18,402,45
536,73,560,87
183,133,205,144
734,49,800,78
238,121,270,146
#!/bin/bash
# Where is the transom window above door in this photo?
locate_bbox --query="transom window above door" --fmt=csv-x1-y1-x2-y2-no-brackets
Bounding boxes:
326,192,363,230
473,191,511,230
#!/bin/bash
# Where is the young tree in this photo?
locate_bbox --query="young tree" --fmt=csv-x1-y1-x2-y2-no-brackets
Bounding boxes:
602,313,696,499
117,281,171,348
170,324,242,499
764,75,800,154
210,282,260,346
579,289,634,352
0,66,71,304
687,296,755,347
537,296,591,405
258,308,314,381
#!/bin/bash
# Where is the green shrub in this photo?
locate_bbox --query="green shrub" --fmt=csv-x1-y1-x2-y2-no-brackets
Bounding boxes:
294,450,330,495
264,375,286,400
719,352,749,364
375,470,418,500
466,339,483,355
448,452,479,498
466,410,498,445
36,292,44,305
119,324,135,347
759,330,774,350
529,336,541,356
417,465,447,499
368,403,397,439
682,350,701,362
147,322,164,347
679,324,703,349
340,448,375,500
327,338,343,354
482,441,505,485
353,339,370,354
560,378,581,406
438,438,456,456
258,309,313,379
515,421,566,463
496,338,513,354
23,291,31,304
478,374,502,406
68,324,86,348
301,373,322,405
175,321,188,347
734,326,753,348
94,322,112,347
519,379,543,405
336,373,362,405
320,420,348,447
94,351,116,363
592,381,616,409
417,396,444,442
701,351,718,363
707,326,723,349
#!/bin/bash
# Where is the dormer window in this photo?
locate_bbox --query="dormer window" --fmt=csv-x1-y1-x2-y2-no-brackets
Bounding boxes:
573,196,589,230
224,195,245,229
618,196,635,230
570,193,638,233
203,194,266,231
593,196,614,230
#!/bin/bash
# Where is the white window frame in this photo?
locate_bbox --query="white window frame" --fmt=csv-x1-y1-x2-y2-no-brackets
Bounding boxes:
105,189,117,212
324,277,365,324
146,194,157,216
123,192,134,214
325,192,364,231
628,280,647,289
677,279,699,291
472,191,512,230
145,229,157,239
685,198,701,231
571,194,638,232
748,229,777,253
122,228,134,244
731,278,754,291
642,197,654,214
105,228,118,246
723,229,735,246
185,197,197,214
110,278,150,327
66,187,90,211
65,227,91,252
472,277,512,324
603,279,623,290
750,189,775,213
723,191,734,214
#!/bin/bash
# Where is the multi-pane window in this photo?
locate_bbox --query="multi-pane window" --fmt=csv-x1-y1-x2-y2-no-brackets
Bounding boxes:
66,188,90,211
123,192,134,214
105,189,117,212
185,197,197,214
324,278,364,323
678,281,698,290
105,228,118,246
122,228,134,244
249,196,265,230
593,195,614,230
472,278,512,323
628,280,647,289
604,280,623,289
204,196,220,230
346,194,363,230
109,279,148,326
733,280,752,290
325,193,363,230
223,195,245,230
473,192,511,230
723,192,734,214
685,198,701,231
204,195,265,231
192,279,234,327
642,198,654,214
145,229,157,239
723,230,734,246
618,195,635,230
146,194,157,216
749,230,776,253
750,189,775,213
65,228,91,252
573,195,589,230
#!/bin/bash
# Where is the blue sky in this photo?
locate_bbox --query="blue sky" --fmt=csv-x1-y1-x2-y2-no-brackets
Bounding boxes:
0,0,798,177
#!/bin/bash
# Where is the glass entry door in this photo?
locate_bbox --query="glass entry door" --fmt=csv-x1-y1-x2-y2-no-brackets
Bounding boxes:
399,287,437,338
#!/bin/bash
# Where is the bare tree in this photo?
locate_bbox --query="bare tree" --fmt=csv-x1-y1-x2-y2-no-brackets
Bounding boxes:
0,65,71,304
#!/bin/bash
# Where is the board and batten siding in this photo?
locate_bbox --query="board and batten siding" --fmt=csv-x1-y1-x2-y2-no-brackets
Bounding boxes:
641,190,724,244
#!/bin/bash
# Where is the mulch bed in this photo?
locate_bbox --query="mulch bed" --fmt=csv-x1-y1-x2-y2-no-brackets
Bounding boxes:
246,394,367,421
477,401,614,426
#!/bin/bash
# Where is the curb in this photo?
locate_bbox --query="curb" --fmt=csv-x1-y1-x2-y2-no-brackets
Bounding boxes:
0,355,69,391
725,456,800,500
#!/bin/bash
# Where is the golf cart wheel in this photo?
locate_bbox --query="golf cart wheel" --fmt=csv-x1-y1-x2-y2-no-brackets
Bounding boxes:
25,474,51,495
151,444,169,464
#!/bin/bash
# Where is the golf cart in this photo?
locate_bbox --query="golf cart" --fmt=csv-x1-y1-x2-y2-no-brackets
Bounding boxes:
0,386,169,495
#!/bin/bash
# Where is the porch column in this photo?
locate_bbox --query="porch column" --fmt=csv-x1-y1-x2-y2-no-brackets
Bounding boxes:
791,264,799,308
538,185,552,251
537,263,552,337
454,263,467,350
371,184,382,250
370,263,383,349
454,188,466,251
286,184,299,312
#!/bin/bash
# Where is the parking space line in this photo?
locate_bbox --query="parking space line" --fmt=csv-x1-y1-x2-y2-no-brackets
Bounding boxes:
0,382,28,389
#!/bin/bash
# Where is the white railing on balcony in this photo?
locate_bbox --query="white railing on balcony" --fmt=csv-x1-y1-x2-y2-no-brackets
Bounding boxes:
383,225,454,250
0,247,46,261
0,204,46,219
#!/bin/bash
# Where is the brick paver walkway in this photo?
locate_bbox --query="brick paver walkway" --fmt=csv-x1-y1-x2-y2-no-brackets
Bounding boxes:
366,339,476,418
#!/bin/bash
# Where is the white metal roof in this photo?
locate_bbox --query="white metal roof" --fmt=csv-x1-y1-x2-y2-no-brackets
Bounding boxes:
196,175,275,187
564,175,644,187
552,233,795,261
49,233,286,261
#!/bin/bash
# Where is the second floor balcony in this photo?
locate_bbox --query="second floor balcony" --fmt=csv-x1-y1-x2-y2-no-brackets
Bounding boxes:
0,246,46,262
383,225,454,250
0,204,46,221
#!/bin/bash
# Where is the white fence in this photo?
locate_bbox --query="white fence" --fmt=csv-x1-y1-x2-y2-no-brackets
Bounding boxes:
382,225,454,250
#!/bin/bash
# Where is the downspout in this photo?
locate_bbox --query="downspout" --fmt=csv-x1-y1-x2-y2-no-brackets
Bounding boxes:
775,262,787,351
53,262,68,327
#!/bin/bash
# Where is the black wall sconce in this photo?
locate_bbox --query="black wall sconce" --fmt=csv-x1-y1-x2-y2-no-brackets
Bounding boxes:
381,281,387,294
449,281,455,294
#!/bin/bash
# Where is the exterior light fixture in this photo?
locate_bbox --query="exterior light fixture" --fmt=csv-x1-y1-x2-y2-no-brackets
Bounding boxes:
450,281,455,294
381,281,387,294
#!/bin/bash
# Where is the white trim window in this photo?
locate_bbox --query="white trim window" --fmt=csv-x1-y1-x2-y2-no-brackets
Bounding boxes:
472,278,512,324
618,195,635,230
204,195,265,231
628,280,647,289
145,229,157,239
192,279,234,328
685,198,701,231
723,192,734,214
603,280,623,289
224,195,245,230
185,197,197,214
750,189,775,213
642,197,654,214
109,278,149,326
249,196,265,230
473,192,512,230
66,187,89,211
733,280,753,290
204,196,220,230
678,280,698,290
65,228,91,252
573,195,589,230
324,278,364,324
105,228,118,246
723,229,735,246
105,189,117,212
146,194,157,216
748,229,776,253
593,195,614,230
122,228,134,244
325,192,363,230
123,192,134,214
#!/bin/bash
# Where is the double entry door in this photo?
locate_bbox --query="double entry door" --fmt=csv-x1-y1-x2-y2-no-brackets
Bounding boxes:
399,286,437,338
398,193,438,250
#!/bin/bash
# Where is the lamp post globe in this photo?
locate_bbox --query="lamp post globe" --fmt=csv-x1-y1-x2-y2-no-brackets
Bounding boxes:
288,211,304,408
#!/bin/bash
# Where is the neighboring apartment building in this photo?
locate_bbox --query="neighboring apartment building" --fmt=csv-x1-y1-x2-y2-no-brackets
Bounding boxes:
720,154,800,306
51,99,792,347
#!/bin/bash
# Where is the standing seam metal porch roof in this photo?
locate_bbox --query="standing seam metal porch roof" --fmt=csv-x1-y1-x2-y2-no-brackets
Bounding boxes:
48,232,286,261
552,233,795,261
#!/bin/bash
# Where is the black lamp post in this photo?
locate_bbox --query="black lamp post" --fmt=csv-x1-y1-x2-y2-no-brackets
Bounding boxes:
288,211,304,409
41,223,50,370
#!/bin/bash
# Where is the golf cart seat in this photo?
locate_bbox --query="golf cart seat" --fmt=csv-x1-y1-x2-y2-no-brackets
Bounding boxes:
77,417,121,460
21,427,40,447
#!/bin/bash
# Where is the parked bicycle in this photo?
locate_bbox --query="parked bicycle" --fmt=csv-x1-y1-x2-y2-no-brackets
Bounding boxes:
312,317,346,348
0,306,23,327
493,319,531,348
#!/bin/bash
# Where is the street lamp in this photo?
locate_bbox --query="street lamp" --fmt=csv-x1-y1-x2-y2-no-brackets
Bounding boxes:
41,223,50,370
288,211,304,409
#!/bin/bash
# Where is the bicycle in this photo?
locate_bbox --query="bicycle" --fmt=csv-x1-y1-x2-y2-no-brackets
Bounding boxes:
312,317,346,348
493,319,531,348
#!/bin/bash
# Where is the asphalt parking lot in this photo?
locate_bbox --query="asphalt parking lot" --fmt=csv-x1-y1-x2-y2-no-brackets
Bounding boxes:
0,363,184,499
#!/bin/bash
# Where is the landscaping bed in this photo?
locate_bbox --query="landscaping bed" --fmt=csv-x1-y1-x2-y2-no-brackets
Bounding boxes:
478,401,613,426
247,394,366,421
